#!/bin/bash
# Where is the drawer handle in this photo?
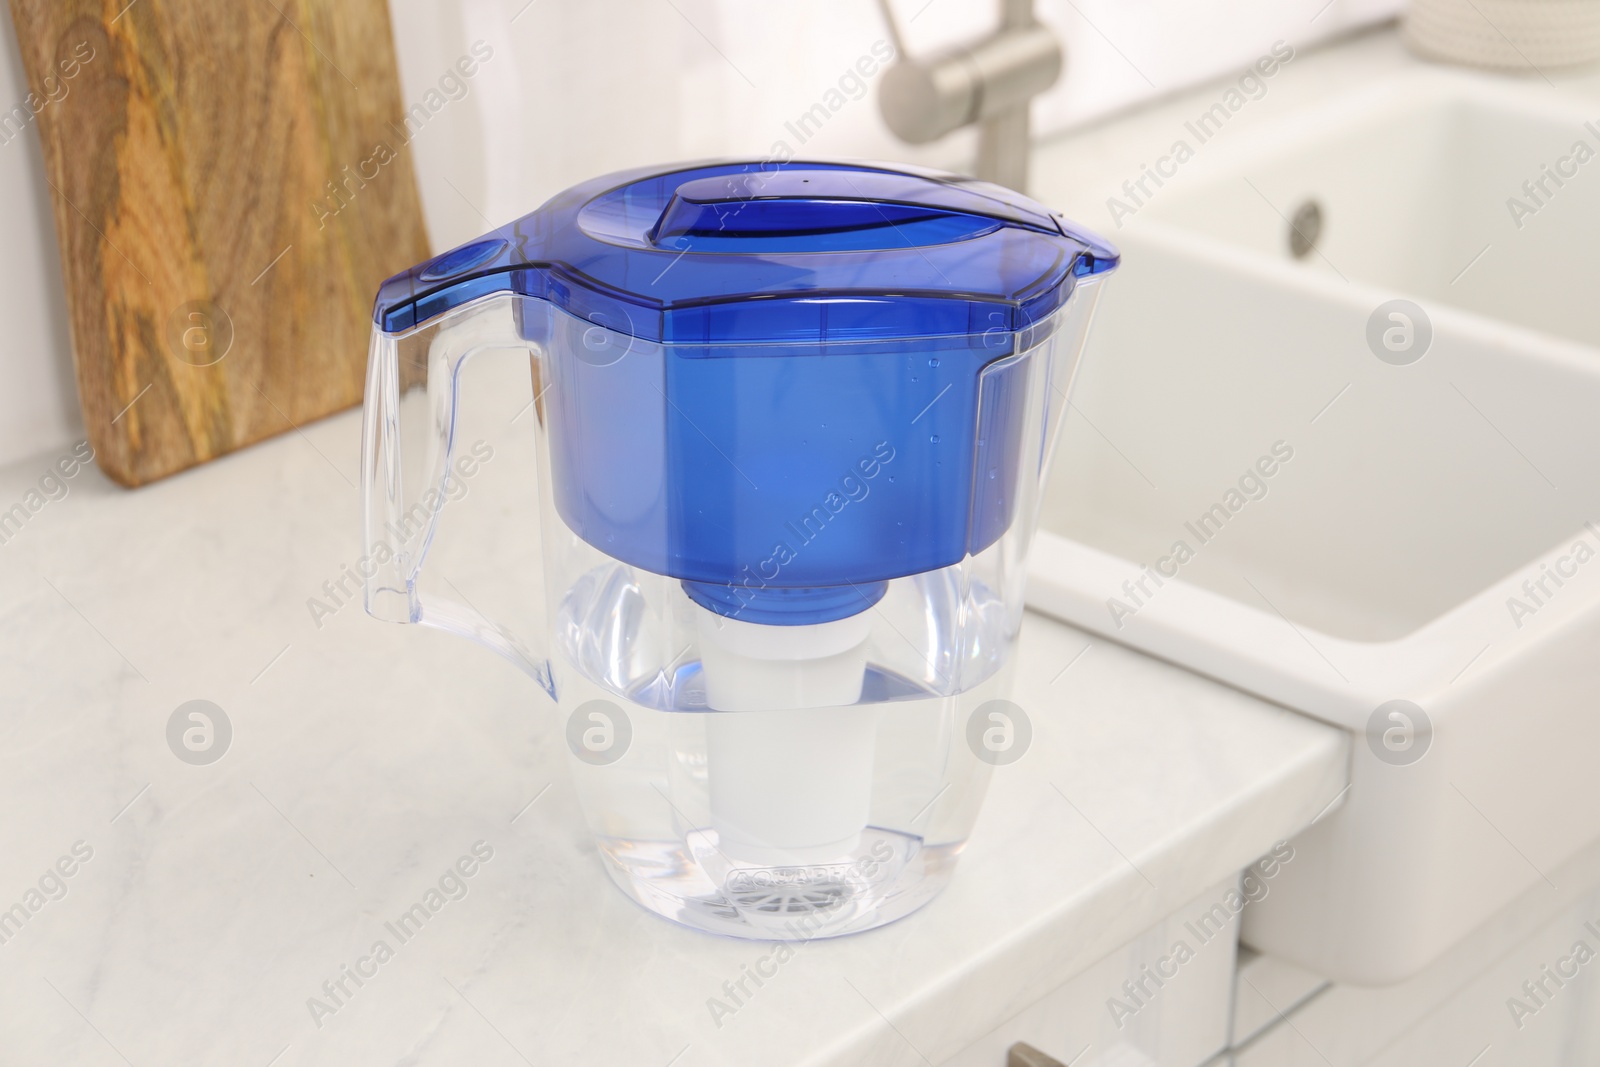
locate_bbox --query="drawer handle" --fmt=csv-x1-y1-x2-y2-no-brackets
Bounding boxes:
1007,1043,1069,1067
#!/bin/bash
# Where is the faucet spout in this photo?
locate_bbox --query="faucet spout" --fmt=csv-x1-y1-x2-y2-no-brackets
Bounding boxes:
876,0,1062,191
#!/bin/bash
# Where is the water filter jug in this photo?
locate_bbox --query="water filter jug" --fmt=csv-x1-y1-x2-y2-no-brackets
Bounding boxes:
363,160,1117,938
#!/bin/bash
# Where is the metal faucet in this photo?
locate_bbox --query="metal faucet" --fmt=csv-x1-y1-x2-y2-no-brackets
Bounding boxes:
876,0,1063,191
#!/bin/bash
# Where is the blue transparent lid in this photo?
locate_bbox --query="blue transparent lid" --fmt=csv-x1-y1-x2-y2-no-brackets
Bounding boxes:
373,160,1118,341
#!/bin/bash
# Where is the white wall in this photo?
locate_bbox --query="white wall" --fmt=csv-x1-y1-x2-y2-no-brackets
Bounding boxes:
0,21,87,470
0,0,1399,470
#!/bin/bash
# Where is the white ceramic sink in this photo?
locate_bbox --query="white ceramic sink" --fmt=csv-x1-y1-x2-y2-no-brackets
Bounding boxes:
1029,69,1600,985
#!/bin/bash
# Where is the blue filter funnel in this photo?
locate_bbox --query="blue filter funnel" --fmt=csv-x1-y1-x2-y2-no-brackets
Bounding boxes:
374,161,1118,625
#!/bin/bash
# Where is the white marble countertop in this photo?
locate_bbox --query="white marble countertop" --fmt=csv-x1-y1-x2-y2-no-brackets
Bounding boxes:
0,396,1345,1067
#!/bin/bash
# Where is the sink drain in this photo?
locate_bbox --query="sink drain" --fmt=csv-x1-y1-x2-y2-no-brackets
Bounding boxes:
1289,199,1323,259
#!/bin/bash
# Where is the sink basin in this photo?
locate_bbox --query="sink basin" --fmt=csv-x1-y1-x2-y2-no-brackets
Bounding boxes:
1028,69,1600,985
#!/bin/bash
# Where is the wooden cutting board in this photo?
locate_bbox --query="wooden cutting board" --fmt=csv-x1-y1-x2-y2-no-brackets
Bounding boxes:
8,0,431,485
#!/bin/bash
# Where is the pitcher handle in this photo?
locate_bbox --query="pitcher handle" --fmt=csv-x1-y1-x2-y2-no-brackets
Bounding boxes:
361,292,556,700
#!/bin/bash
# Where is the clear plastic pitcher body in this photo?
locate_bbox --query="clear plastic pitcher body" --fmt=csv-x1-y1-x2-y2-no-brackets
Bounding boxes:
362,160,1116,938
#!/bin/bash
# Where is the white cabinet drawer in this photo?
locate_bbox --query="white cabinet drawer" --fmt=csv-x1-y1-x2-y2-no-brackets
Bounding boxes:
943,875,1243,1067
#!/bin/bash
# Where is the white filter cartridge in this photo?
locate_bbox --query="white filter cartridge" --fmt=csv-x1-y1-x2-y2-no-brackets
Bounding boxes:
696,604,879,866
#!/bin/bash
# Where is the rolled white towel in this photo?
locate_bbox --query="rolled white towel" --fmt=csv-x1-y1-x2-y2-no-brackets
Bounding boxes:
1403,0,1600,69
